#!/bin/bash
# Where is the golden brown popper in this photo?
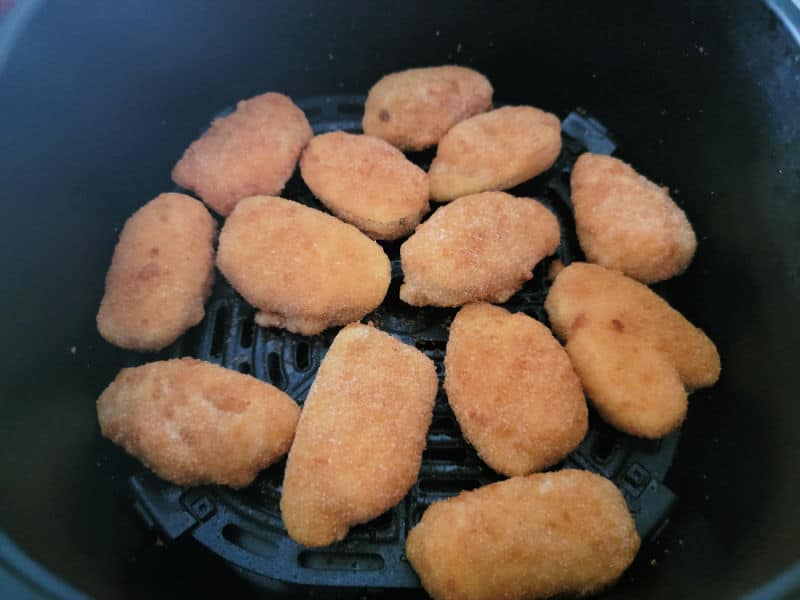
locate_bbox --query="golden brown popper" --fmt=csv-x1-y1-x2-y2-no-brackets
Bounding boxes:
571,153,697,283
97,358,300,488
280,324,437,547
406,470,640,600
96,192,215,352
428,105,562,201
216,196,391,335
362,65,493,151
300,131,429,240
172,92,312,216
444,303,588,476
400,192,560,307
545,262,721,438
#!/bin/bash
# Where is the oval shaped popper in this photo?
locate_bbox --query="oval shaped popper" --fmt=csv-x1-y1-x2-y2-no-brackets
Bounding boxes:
428,105,562,201
97,358,300,488
571,153,697,283
172,92,313,216
400,192,560,307
96,192,216,352
300,131,430,240
545,262,721,438
406,470,640,600
280,324,437,547
216,196,391,335
362,65,493,151
445,303,588,475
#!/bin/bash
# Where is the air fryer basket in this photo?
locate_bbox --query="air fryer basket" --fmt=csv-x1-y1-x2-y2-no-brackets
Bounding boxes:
0,1,798,599
127,97,679,592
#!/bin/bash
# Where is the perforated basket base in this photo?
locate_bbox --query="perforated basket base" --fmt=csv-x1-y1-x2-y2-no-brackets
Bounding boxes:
127,96,678,592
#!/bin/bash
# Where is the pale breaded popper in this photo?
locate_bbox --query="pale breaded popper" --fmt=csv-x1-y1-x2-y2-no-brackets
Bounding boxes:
545,262,721,438
300,131,429,240
571,153,697,283
444,303,587,476
280,324,437,547
428,105,562,201
363,65,493,151
97,193,215,352
406,470,640,600
97,358,300,488
400,192,560,307
216,196,391,335
172,92,312,216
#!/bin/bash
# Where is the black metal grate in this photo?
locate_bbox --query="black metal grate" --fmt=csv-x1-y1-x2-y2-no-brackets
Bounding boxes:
127,95,679,592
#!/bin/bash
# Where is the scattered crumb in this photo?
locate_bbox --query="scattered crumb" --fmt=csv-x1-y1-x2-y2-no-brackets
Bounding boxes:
548,259,565,281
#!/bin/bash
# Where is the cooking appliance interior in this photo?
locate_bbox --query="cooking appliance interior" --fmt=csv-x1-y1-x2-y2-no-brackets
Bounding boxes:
0,2,798,598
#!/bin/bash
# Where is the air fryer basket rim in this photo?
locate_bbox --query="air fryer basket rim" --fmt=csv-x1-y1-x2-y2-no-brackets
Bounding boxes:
0,1,798,599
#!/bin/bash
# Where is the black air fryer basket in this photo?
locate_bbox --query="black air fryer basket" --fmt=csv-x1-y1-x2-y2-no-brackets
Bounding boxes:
0,2,799,599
